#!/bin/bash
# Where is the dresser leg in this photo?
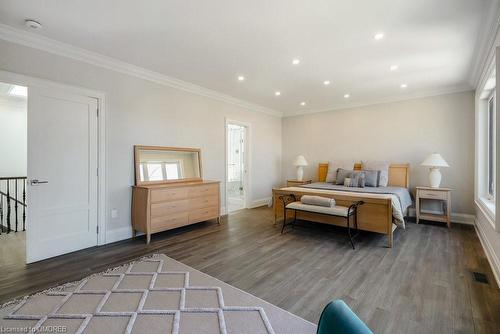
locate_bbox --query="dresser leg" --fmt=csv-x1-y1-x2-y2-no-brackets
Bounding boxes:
133,229,137,238
217,216,221,225
146,233,151,245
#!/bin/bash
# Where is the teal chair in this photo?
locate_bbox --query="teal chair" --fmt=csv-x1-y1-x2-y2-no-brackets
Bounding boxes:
317,300,373,334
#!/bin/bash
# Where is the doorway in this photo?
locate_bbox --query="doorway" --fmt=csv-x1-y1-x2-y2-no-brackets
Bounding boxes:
226,121,249,213
0,72,105,264
0,81,27,268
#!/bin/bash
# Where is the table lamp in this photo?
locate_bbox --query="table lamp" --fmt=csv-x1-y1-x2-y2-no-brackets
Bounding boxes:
293,155,308,181
421,153,449,188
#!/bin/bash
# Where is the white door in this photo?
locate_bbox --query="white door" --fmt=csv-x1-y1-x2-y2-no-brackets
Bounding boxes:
27,86,98,263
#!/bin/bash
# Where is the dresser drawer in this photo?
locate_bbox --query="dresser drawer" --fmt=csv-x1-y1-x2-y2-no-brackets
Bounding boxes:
189,206,219,223
188,184,218,198
151,199,189,217
151,212,189,233
189,195,218,210
151,187,188,203
418,190,448,200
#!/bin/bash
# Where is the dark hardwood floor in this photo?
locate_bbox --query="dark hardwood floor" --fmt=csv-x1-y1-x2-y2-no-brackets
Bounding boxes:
1,207,499,333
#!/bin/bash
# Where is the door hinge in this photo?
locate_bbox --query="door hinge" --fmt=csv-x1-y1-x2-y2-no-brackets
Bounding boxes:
96,225,99,234
97,168,99,177
96,108,99,117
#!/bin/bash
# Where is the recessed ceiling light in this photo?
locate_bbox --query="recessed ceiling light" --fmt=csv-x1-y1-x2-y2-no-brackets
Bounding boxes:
344,94,350,99
400,84,408,89
390,65,399,71
300,101,306,106
323,80,331,86
292,58,301,65
237,75,245,81
8,85,27,98
25,19,42,30
275,91,281,96
374,32,384,40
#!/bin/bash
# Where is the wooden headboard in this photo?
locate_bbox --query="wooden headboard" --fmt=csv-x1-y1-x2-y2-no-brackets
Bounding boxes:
318,162,410,188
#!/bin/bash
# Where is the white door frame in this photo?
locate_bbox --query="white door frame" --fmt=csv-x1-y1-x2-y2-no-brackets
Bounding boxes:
0,70,107,247
224,118,251,213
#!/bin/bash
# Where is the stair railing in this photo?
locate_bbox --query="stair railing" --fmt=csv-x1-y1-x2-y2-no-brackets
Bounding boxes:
0,177,27,234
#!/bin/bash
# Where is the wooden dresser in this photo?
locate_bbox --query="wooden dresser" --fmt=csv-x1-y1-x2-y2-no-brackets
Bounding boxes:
132,180,220,244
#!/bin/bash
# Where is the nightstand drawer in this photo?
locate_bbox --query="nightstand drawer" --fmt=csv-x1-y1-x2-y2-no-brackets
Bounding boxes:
418,189,448,200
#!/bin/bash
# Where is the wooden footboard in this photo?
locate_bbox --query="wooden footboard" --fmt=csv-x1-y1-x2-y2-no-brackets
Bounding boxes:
273,188,395,247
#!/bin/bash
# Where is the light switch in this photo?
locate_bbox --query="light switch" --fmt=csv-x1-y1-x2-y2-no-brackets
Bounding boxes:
111,209,118,219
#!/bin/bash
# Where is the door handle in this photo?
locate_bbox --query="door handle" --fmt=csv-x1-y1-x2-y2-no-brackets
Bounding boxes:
30,179,48,185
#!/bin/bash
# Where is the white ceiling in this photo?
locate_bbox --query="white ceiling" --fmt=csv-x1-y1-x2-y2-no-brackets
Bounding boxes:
0,0,498,116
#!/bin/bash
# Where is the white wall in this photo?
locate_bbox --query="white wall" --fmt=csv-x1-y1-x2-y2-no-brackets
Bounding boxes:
0,39,282,242
0,95,26,177
282,91,475,216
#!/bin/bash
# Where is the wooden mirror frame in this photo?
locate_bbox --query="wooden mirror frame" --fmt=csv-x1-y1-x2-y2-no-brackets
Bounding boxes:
134,145,203,186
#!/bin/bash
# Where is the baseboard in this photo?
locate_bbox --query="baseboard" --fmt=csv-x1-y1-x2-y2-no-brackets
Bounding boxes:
450,213,476,225
407,208,475,225
105,225,133,244
475,221,500,288
248,197,272,209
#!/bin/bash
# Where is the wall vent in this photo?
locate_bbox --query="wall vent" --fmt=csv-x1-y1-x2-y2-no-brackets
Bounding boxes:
472,272,489,284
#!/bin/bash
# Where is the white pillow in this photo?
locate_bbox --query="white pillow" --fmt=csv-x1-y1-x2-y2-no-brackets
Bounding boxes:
325,160,356,183
362,160,390,187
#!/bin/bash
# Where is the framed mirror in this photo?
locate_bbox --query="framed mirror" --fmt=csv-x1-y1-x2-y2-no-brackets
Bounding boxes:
134,146,202,185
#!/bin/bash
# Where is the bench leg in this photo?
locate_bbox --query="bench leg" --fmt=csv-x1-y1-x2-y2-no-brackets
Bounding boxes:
292,210,297,229
347,216,355,250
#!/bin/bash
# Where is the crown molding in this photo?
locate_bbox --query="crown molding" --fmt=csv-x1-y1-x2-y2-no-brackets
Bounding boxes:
283,84,472,118
0,23,282,117
469,1,500,89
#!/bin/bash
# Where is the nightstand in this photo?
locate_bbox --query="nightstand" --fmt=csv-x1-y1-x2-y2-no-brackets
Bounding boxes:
416,187,452,228
287,179,312,187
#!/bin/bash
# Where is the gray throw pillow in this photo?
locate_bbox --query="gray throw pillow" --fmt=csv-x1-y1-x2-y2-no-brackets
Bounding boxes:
337,169,365,187
349,171,366,188
363,170,380,187
362,161,390,187
325,160,356,183
335,168,353,185
358,172,366,188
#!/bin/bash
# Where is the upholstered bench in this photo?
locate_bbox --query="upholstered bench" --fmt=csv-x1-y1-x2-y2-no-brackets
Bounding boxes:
279,194,364,249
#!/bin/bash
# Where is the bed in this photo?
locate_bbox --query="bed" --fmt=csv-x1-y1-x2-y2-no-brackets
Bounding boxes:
272,163,412,247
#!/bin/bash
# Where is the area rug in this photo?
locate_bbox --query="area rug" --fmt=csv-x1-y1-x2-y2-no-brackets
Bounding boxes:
0,254,316,334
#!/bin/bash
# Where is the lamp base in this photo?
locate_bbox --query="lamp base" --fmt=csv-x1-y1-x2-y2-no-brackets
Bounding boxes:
296,166,304,181
428,167,442,188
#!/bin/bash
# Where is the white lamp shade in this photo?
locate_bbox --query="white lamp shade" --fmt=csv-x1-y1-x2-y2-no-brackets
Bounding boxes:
293,155,308,166
421,153,449,168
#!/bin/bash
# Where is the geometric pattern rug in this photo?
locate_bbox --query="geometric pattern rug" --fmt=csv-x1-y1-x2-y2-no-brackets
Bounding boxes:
0,254,316,334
